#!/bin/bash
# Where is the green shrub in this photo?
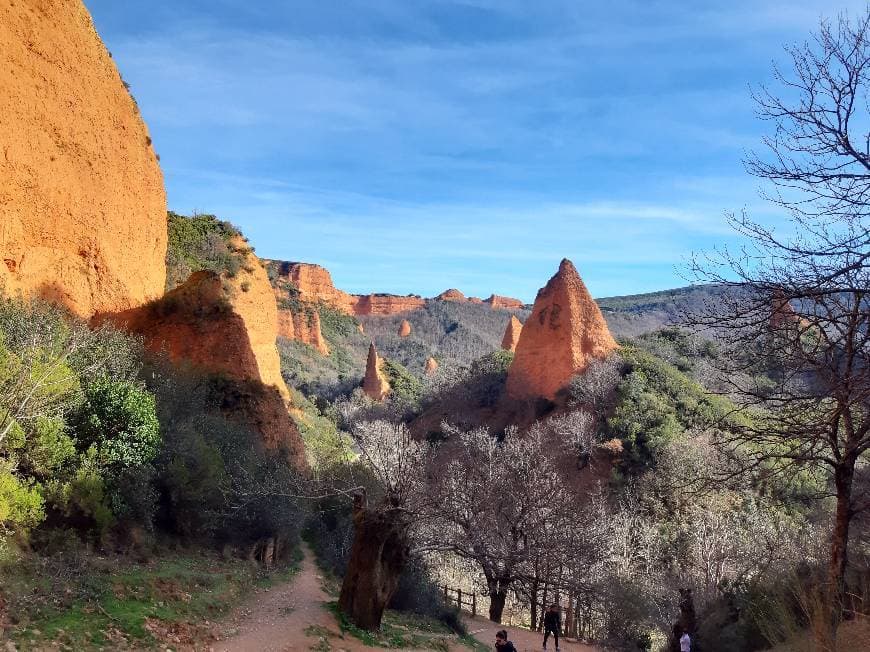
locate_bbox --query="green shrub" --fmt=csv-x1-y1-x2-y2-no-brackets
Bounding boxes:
0,462,45,539
74,378,160,470
605,345,732,476
381,358,423,407
165,212,244,289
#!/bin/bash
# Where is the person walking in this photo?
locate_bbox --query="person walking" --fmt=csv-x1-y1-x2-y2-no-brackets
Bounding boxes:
680,628,692,652
495,629,518,651
543,604,561,651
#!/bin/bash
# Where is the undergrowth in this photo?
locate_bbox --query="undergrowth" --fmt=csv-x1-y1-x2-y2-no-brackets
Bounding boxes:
1,546,300,651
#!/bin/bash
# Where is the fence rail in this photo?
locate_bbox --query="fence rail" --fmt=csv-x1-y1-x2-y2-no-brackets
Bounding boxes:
442,585,479,617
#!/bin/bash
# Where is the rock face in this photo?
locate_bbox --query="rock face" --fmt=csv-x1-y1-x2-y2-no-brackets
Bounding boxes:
353,294,425,316
425,357,439,374
487,295,525,311
436,289,466,302
269,261,356,313
398,319,412,338
0,0,167,317
277,309,329,355
506,259,618,401
770,292,800,330
501,315,524,352
362,343,391,401
110,243,306,468
265,261,425,316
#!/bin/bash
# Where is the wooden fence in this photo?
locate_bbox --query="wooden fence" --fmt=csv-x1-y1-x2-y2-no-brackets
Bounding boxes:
442,585,479,617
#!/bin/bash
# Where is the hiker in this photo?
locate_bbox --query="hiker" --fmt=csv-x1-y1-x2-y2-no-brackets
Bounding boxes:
679,627,692,652
495,629,518,651
543,603,561,650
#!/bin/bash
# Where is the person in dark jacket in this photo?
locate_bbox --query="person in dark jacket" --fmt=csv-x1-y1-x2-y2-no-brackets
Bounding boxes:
495,629,517,651
543,604,561,650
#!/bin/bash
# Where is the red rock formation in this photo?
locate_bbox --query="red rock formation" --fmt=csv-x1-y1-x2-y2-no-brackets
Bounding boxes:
362,343,390,401
770,292,800,330
425,357,439,374
352,294,425,316
398,319,412,338
277,309,329,355
268,261,356,313
109,244,306,468
506,259,618,401
486,295,525,311
0,0,167,317
266,261,425,316
436,289,466,302
468,297,484,304
501,315,524,352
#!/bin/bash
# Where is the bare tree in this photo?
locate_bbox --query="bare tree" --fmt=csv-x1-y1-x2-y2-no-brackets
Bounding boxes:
688,11,870,650
426,423,573,623
338,420,428,630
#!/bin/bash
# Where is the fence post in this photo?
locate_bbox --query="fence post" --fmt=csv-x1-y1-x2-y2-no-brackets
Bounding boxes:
457,588,462,611
472,592,477,617
443,585,448,600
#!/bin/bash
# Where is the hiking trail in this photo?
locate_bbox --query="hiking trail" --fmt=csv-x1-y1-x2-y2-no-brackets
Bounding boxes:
214,544,599,651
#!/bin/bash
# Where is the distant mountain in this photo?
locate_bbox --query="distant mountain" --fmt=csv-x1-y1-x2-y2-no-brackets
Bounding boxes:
598,284,725,339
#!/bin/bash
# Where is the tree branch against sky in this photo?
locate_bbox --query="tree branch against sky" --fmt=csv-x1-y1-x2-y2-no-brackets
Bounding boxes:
688,10,870,651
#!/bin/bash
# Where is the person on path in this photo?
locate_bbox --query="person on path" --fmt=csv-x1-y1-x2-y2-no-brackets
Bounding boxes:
543,604,561,650
495,629,518,652
680,629,692,652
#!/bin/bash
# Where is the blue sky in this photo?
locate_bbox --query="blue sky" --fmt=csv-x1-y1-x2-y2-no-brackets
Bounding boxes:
85,0,864,301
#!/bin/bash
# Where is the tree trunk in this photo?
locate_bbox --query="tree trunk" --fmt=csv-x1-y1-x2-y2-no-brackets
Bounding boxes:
487,577,510,623
338,491,410,631
529,578,539,630
818,460,855,652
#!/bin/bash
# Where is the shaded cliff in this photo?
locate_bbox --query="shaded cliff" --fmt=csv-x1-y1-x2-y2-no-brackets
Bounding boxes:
109,242,306,467
0,0,167,317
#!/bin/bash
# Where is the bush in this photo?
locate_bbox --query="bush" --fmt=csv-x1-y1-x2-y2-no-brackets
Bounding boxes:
74,378,160,470
0,462,45,540
165,211,244,289
389,555,466,634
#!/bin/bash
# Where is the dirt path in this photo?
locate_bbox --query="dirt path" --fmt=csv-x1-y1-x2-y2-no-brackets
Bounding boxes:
464,616,600,652
214,545,459,652
214,545,599,652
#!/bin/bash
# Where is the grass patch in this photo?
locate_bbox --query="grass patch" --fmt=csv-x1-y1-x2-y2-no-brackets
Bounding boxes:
326,601,481,651
1,546,301,651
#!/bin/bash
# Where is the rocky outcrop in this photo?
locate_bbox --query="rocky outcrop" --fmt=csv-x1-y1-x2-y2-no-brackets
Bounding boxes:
506,259,618,401
0,0,167,317
770,292,800,330
268,261,356,313
266,261,425,316
352,294,425,316
362,343,390,401
109,243,306,468
486,295,525,311
398,319,412,338
425,357,439,374
277,309,329,355
501,315,524,352
436,289,466,302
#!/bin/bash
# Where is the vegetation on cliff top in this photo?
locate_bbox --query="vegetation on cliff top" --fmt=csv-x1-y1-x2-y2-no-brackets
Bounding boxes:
165,211,245,290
